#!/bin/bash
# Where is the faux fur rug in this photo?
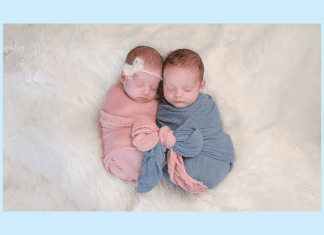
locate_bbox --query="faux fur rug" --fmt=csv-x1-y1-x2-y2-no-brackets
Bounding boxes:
3,24,321,211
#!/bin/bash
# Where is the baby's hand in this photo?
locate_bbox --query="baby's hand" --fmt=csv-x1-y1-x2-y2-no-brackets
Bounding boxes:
159,126,176,149
164,130,176,149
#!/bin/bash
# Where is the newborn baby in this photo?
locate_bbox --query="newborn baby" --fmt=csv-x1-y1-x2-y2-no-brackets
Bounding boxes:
136,49,235,194
158,49,235,192
99,46,163,181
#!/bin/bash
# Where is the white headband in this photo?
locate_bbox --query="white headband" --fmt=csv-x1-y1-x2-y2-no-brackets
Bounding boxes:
122,58,162,80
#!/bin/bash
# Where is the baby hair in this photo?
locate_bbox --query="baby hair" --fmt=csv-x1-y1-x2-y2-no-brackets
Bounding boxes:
163,49,204,81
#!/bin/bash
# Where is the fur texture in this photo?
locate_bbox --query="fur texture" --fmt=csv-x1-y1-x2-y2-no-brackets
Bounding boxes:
3,24,321,211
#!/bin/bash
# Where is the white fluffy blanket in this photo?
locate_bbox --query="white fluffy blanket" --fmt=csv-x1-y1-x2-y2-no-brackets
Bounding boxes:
3,24,321,211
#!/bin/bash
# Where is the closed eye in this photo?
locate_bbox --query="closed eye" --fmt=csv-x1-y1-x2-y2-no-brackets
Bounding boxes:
136,82,144,87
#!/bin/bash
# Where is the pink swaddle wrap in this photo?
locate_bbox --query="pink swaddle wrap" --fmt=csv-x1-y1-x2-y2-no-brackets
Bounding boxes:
100,81,158,181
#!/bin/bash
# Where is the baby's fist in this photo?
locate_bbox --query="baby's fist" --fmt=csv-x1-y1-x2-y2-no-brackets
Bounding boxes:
159,126,176,149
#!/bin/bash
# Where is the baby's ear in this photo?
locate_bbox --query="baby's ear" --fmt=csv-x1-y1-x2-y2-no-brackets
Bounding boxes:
199,80,206,93
154,80,164,102
120,71,126,82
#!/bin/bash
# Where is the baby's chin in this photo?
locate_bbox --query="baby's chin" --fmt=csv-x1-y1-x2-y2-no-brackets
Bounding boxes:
172,101,189,108
135,97,153,103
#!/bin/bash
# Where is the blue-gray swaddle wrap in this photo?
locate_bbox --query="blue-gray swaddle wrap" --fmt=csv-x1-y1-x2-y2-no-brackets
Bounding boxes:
136,93,234,193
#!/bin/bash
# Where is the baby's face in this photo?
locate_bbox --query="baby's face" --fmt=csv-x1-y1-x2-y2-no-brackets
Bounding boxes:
163,66,205,108
121,63,161,103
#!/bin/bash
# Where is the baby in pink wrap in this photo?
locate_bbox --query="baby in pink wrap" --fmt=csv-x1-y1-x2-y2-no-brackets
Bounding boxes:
99,46,163,181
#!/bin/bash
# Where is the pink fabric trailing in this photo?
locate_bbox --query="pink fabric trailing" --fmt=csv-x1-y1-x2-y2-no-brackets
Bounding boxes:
159,126,207,194
167,149,207,194
100,81,158,181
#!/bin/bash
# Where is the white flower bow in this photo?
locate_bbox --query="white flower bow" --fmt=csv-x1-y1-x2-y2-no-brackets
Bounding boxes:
122,58,162,80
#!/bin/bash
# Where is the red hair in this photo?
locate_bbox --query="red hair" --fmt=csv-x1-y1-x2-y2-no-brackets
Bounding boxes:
163,49,204,81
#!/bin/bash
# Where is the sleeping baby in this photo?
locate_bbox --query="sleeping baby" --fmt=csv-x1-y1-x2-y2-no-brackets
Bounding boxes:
99,46,163,181
136,49,235,194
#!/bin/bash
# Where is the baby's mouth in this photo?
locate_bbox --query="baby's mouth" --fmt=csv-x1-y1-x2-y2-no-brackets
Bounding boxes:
138,97,148,102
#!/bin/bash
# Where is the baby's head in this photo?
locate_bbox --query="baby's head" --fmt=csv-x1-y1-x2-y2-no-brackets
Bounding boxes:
162,49,206,108
121,46,163,103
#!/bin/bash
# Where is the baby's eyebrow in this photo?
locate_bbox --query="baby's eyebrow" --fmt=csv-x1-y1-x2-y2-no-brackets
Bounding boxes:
135,79,144,84
166,84,194,89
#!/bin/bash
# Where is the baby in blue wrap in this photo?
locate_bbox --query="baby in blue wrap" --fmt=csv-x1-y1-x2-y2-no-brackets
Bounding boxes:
136,48,234,193
158,48,234,191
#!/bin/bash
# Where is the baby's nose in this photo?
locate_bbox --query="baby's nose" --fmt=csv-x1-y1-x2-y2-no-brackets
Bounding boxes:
142,87,150,95
174,89,183,97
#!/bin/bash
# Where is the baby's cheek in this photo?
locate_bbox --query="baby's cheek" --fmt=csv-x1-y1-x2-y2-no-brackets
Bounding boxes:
163,91,171,99
151,89,158,95
189,93,198,101
130,89,140,100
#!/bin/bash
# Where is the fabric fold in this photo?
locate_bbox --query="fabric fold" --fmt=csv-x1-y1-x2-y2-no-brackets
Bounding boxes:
172,127,204,158
100,110,140,181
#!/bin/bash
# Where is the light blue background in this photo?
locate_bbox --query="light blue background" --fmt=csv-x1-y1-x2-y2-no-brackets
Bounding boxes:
1,0,323,234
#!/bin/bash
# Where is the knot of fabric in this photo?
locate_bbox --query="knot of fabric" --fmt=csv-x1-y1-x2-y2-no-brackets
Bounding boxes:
132,117,160,152
159,125,176,149
172,127,204,158
136,125,207,194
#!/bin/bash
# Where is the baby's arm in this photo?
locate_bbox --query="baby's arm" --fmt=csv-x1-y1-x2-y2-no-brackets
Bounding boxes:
132,115,160,152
